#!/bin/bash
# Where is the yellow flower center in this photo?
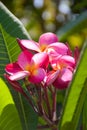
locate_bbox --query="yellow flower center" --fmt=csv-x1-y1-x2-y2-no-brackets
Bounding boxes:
40,44,47,52
58,63,66,70
25,63,38,75
54,61,67,71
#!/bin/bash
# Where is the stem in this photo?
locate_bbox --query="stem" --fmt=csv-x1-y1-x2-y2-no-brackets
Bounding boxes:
37,124,58,130
37,124,50,129
48,85,54,93
43,87,52,119
42,110,53,126
51,126,58,130
23,79,40,114
36,86,43,115
22,90,38,114
52,87,57,121
27,86,35,95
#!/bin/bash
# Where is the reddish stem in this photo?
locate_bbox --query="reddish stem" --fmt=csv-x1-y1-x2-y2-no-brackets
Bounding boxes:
52,87,57,121
43,87,52,119
36,86,43,115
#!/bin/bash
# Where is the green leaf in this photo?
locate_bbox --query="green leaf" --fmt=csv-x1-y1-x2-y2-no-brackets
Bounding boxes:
0,25,21,77
0,2,30,39
57,11,87,41
82,95,87,130
0,2,38,130
59,40,87,130
0,78,22,130
0,1,30,78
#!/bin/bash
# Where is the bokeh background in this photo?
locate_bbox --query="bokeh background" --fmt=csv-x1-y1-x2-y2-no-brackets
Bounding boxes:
1,0,87,49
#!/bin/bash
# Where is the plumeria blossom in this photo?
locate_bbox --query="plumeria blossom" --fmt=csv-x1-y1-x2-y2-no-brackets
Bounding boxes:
17,32,70,57
44,54,76,89
5,32,79,89
5,50,49,83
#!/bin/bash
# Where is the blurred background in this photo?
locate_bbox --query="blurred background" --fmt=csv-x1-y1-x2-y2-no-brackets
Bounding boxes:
1,0,87,49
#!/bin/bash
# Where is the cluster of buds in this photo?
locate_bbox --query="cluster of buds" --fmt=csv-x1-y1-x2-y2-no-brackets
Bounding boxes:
5,32,79,130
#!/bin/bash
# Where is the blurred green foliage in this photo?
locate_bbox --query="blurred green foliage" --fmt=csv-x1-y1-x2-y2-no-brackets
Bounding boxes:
0,0,87,48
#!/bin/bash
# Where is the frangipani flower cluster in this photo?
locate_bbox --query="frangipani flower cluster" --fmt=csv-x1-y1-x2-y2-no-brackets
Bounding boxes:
5,32,78,89
5,32,79,129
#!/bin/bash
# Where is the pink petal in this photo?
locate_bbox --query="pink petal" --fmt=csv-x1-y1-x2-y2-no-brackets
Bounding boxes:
50,60,59,70
4,74,24,93
74,46,80,65
9,71,30,81
60,68,73,81
49,52,62,69
59,55,75,68
39,32,58,46
47,42,68,55
53,68,73,89
17,39,40,52
29,68,46,83
66,43,72,56
44,70,60,86
31,52,49,69
18,50,33,70
5,62,22,75
51,55,75,70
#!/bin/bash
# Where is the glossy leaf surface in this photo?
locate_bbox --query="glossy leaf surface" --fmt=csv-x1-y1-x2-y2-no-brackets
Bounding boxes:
0,78,22,130
59,40,87,130
0,2,38,130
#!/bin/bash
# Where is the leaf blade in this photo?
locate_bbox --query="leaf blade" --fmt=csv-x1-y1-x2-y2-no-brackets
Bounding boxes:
0,1,30,39
57,11,87,41
0,2,38,130
0,78,22,130
59,40,87,130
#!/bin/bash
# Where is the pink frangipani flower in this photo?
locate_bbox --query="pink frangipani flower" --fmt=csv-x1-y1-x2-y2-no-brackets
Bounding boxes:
17,32,69,56
5,50,49,83
44,55,75,89
5,32,79,90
